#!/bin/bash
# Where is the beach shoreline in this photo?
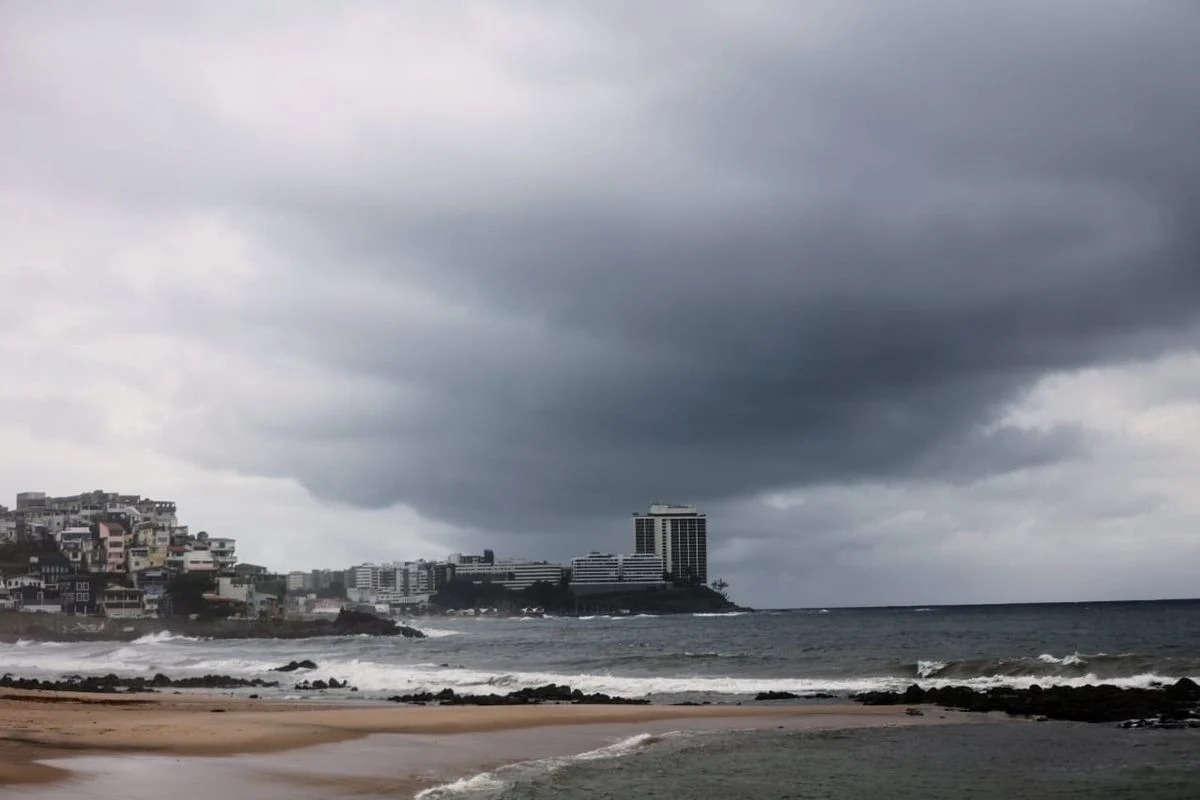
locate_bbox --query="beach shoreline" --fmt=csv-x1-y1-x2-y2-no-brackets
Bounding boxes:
0,689,958,789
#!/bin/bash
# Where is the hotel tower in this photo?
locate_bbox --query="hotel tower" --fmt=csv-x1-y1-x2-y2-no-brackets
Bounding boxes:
632,503,707,584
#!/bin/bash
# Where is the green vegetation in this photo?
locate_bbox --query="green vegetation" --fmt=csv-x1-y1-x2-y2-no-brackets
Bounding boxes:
431,578,568,611
164,572,217,617
430,579,740,615
0,539,56,575
570,585,740,615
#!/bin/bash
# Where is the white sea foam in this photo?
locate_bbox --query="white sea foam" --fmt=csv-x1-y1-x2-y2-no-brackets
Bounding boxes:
693,612,746,618
415,771,507,799
917,660,948,678
132,631,200,644
4,638,1189,698
415,732,662,799
417,627,463,638
1037,652,1086,666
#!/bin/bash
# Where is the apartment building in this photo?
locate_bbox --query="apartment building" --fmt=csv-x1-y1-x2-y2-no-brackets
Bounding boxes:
632,503,708,584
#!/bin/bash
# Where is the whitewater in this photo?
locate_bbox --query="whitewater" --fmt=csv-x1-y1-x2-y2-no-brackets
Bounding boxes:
3,600,1199,703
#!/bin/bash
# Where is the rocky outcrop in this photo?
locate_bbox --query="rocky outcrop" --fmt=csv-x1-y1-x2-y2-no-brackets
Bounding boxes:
328,608,425,637
272,659,318,672
387,683,650,706
0,609,426,642
294,677,353,690
753,691,837,700
0,672,278,693
853,678,1200,724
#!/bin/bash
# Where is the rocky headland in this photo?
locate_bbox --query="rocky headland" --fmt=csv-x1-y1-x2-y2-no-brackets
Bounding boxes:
0,608,424,642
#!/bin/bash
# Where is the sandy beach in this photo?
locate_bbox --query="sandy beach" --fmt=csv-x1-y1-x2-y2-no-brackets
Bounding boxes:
0,689,956,794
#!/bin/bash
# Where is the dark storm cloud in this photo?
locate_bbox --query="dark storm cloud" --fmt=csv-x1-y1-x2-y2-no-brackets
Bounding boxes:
215,1,1200,532
5,1,1200,546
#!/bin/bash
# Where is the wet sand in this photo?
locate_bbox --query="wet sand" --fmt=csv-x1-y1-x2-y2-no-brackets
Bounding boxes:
0,689,964,796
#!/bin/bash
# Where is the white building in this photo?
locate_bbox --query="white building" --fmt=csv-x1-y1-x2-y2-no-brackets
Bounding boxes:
206,538,237,572
453,560,565,590
348,563,383,592
182,550,216,572
3,576,43,591
570,553,620,583
216,577,250,602
633,503,708,584
618,553,666,583
570,552,665,587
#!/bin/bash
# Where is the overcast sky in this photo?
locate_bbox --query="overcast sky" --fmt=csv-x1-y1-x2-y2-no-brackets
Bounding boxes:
2,1,1198,608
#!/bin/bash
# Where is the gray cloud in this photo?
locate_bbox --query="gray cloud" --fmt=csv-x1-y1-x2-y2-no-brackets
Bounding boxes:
3,1,1200,603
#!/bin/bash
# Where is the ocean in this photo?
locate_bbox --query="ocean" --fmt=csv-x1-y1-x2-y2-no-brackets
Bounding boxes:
3,599,1199,798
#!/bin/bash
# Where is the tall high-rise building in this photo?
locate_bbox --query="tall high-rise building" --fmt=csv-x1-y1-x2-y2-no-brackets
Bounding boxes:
632,503,707,584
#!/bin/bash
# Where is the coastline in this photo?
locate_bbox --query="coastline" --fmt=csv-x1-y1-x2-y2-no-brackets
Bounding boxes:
0,689,954,789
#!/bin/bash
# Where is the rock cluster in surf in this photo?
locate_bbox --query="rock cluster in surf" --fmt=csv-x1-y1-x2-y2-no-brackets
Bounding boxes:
0,672,279,692
853,678,1200,725
386,683,650,706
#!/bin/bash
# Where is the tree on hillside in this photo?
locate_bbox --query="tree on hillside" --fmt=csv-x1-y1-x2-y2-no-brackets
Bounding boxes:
521,580,571,610
431,577,510,610
165,572,216,617
710,578,730,599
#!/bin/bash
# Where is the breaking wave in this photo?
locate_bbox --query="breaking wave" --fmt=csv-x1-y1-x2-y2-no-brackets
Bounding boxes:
415,732,666,799
904,652,1195,684
416,627,463,639
132,631,201,644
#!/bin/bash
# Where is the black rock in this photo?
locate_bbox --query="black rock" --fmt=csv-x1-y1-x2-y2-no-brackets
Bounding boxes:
272,660,318,672
385,683,649,706
0,671,277,693
852,682,1200,725
754,691,802,701
330,609,427,638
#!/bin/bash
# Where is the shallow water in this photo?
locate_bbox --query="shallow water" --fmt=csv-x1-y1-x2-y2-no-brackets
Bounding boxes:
497,722,1200,800
0,715,941,800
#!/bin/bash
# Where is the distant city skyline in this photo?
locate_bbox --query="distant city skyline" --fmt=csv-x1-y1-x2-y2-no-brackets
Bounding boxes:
1,489,701,616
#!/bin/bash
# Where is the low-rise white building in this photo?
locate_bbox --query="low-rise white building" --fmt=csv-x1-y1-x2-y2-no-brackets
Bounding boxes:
570,552,620,583
99,586,144,618
617,553,665,583
182,550,216,572
453,560,565,590
3,575,44,591
569,552,666,592
206,537,237,573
